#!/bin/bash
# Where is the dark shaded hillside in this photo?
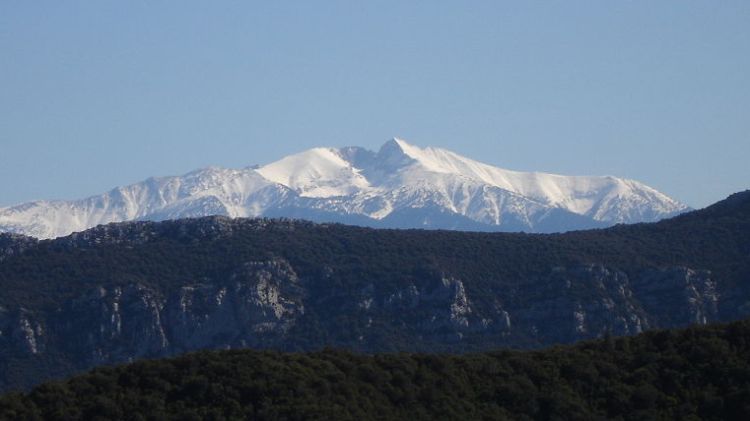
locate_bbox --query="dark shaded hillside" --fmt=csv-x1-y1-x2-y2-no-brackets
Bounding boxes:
0,190,747,392
3,318,750,420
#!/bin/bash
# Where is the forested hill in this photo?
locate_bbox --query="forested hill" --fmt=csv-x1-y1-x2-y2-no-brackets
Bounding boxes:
2,318,750,420
1,190,748,308
0,190,747,392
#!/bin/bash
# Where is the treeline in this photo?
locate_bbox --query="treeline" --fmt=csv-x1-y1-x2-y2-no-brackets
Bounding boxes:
2,319,750,420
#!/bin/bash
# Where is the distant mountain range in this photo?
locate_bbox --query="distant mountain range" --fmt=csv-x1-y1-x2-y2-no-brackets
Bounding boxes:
0,138,689,239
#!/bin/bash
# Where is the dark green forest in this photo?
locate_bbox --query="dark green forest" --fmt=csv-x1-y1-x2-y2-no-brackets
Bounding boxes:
1,191,748,312
2,318,750,420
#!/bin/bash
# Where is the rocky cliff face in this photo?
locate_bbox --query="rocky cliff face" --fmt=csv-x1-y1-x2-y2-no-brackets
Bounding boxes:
0,257,727,391
507,265,719,344
32,259,305,368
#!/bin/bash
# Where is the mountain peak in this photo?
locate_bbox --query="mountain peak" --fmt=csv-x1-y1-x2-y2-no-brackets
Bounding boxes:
375,138,459,173
383,136,410,147
375,138,420,170
378,137,412,154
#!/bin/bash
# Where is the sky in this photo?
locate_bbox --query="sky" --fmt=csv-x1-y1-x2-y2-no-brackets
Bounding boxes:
1,1,748,209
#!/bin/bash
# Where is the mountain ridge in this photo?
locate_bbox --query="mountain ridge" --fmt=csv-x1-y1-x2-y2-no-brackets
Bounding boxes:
0,138,689,239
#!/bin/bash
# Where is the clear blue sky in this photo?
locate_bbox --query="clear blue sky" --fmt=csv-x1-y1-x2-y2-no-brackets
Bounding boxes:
1,1,748,208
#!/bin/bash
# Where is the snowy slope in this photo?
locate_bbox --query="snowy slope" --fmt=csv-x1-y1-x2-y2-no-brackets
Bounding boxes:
365,139,685,224
256,147,371,198
0,138,689,239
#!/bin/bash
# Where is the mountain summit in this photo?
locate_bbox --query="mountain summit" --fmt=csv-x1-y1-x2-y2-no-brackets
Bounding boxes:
0,138,688,238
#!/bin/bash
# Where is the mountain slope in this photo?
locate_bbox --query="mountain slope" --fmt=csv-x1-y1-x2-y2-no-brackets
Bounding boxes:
0,139,688,239
0,190,746,392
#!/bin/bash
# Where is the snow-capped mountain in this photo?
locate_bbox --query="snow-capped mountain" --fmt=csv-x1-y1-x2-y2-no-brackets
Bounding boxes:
0,138,689,239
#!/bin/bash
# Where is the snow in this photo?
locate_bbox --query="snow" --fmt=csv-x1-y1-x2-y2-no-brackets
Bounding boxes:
376,139,683,218
0,138,689,239
256,147,372,198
